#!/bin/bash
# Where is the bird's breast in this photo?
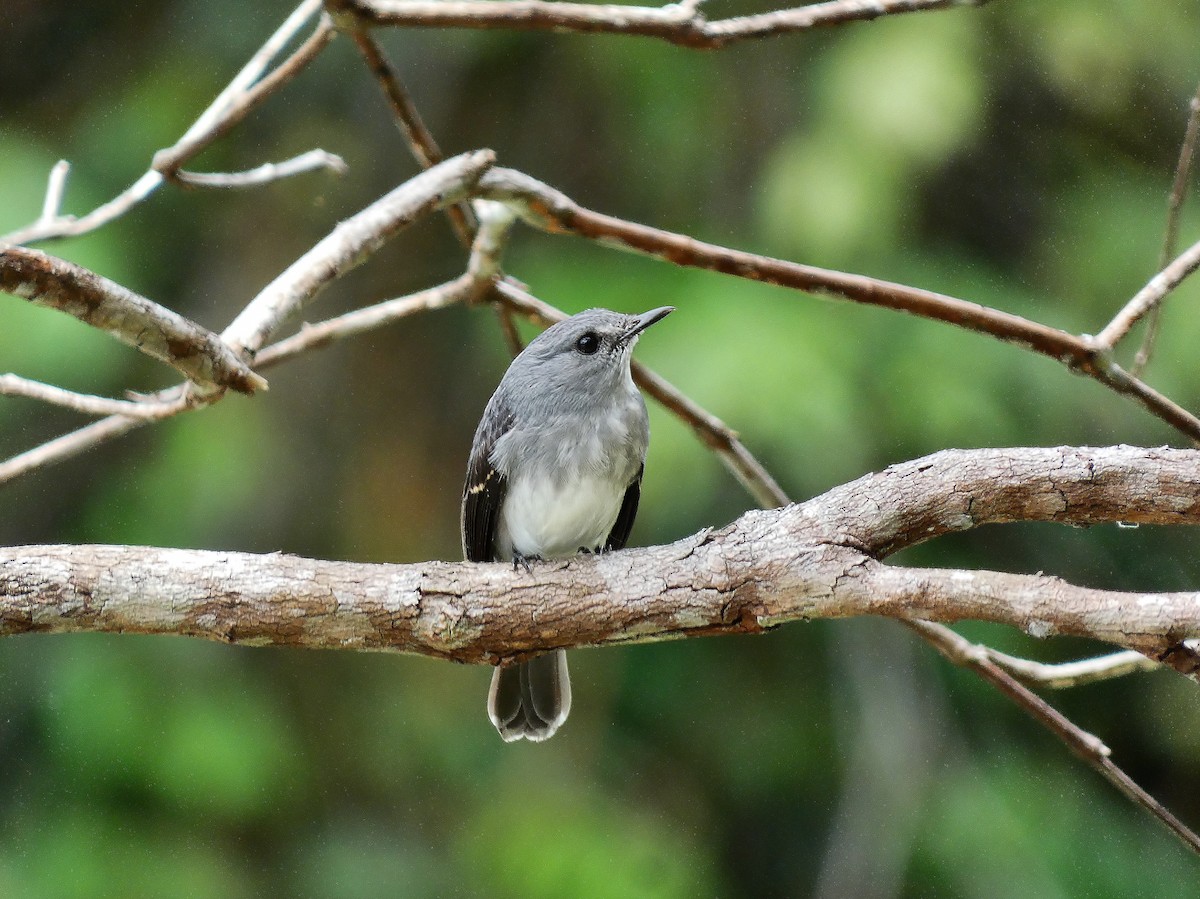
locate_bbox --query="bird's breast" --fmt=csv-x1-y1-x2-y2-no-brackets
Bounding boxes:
490,394,648,560
496,469,626,560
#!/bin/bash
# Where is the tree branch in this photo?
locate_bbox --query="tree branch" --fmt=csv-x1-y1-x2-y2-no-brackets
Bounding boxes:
253,274,478,368
171,150,348,189
151,11,337,179
903,618,1200,854
3,446,1197,667
0,375,188,419
981,647,1160,689
0,247,267,395
1130,82,1200,375
344,26,479,247
477,167,1200,442
332,0,997,49
0,152,494,485
0,0,337,247
1095,236,1200,351
222,149,495,355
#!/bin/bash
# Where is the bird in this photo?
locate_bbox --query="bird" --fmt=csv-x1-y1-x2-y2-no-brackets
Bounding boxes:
461,306,674,742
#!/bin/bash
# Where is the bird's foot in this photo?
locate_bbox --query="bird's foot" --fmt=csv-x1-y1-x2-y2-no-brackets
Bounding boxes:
512,551,543,574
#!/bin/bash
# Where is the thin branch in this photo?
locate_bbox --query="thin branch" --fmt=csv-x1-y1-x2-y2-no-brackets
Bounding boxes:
222,148,495,355
172,150,348,189
1095,237,1200,351
492,278,791,508
1131,83,1200,376
257,197,512,368
0,247,267,395
255,274,477,368
476,167,1200,442
985,647,1161,689
0,415,153,485
344,26,478,247
1160,85,1200,272
39,161,70,222
332,0,997,50
185,0,327,141
0,152,495,485
1,171,165,248
0,375,186,420
904,619,1200,855
492,299,526,356
152,13,337,178
0,1,335,247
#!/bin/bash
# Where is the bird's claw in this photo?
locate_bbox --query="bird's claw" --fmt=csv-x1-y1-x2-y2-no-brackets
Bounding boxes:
512,552,543,574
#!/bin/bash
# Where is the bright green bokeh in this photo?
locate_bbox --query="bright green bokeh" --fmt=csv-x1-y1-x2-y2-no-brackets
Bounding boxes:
2,1,1199,895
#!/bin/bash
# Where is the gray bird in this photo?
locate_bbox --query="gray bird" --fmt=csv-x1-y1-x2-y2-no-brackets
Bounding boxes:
461,306,674,742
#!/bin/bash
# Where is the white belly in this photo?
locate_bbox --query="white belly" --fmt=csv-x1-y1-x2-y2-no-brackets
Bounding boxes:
497,470,625,560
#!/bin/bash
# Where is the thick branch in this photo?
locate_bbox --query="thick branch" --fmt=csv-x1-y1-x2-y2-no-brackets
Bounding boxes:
2,447,1197,666
0,247,266,394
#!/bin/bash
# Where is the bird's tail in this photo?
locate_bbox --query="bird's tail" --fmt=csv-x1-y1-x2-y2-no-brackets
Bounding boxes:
488,650,571,742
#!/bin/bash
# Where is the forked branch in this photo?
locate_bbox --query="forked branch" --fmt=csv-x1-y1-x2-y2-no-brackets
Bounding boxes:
331,0,997,49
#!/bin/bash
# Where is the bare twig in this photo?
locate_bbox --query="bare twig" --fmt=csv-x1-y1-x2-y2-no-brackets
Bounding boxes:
255,275,477,367
189,0,327,138
985,646,1161,689
1,170,163,248
332,0,997,50
0,247,267,395
476,167,1200,442
0,152,495,485
491,278,791,508
492,300,526,356
1130,84,1200,376
152,13,338,178
223,149,495,355
344,26,478,246
1160,86,1200,273
904,619,1200,854
0,415,155,485
0,375,186,420
1096,237,1200,352
255,204,512,366
0,1,335,247
172,150,348,189
39,161,71,223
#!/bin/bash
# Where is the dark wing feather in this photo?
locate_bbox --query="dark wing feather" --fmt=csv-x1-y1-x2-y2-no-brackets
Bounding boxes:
461,398,513,562
604,463,643,552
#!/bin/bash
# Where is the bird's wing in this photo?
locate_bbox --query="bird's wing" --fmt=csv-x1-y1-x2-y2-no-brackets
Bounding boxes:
461,397,513,563
604,463,643,552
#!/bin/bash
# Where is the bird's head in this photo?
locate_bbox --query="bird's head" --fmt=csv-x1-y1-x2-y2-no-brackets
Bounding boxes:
506,306,673,409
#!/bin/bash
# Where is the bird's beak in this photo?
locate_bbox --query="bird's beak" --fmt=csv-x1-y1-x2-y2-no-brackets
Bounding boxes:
621,306,674,343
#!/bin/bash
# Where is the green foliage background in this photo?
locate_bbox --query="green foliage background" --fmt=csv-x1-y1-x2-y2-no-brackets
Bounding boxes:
3,0,1200,895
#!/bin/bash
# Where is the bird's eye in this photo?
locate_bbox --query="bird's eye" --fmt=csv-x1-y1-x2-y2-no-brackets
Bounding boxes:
575,332,600,355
